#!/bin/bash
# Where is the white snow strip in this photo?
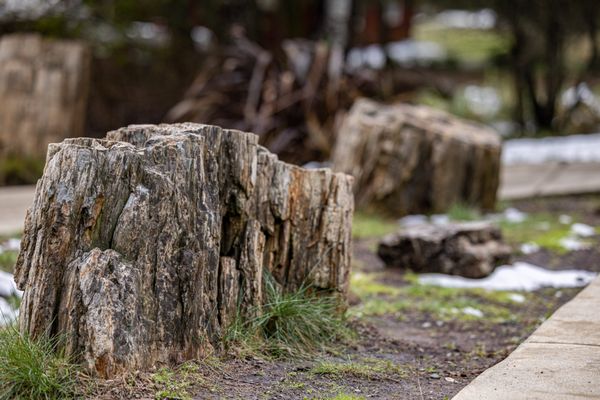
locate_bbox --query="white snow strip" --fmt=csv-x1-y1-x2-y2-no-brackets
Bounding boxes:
419,262,596,291
503,133,600,165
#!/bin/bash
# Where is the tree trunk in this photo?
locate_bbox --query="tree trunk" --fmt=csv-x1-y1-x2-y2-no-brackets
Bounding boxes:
15,123,353,378
331,99,501,216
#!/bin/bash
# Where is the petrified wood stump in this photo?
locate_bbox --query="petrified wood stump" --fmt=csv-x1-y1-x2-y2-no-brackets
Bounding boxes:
332,98,501,216
378,222,511,278
14,123,353,377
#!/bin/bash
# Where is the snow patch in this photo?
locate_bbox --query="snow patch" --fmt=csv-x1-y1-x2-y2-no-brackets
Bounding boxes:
419,262,596,291
570,223,596,237
0,238,20,253
461,306,484,318
520,242,540,255
502,208,527,223
0,271,21,298
559,215,573,225
508,293,526,303
398,214,428,227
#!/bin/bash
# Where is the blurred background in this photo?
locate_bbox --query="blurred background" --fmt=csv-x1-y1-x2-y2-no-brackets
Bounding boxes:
1,0,600,184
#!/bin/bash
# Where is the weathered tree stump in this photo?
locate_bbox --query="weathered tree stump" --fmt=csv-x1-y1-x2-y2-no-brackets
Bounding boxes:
0,34,90,163
14,123,353,377
332,99,502,216
378,222,511,278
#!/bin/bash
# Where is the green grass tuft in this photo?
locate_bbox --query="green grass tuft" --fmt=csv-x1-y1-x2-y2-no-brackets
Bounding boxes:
0,326,81,400
152,365,194,400
0,251,17,273
311,358,408,381
352,212,398,239
446,203,481,221
226,273,349,358
304,393,366,400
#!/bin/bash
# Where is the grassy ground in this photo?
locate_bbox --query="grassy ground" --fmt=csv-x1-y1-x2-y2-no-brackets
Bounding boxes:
412,22,511,67
1,196,598,399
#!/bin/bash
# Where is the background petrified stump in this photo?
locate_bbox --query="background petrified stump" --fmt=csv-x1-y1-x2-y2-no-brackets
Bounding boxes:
378,222,511,278
0,34,90,162
332,98,501,216
14,123,353,377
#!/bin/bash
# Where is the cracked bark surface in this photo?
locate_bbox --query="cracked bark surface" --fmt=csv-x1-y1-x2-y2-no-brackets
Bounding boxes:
14,123,353,377
332,99,501,216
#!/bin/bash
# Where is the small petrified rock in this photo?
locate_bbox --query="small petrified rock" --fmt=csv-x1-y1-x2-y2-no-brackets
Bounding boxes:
15,123,353,377
331,98,501,216
378,222,511,278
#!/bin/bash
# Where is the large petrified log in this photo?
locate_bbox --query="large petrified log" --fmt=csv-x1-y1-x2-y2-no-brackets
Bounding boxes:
14,123,353,377
331,98,501,216
378,222,511,278
0,34,90,163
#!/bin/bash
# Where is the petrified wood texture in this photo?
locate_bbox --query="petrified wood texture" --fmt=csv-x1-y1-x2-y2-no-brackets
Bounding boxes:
0,34,90,160
15,123,353,377
378,222,511,278
332,98,501,216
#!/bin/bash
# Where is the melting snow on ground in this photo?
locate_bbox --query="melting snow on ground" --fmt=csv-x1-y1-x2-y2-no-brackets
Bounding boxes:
520,242,540,255
419,262,597,292
0,270,21,298
0,238,20,252
503,133,600,165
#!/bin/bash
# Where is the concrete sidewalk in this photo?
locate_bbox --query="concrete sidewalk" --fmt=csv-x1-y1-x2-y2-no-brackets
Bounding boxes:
0,185,35,235
500,162,600,200
453,276,600,400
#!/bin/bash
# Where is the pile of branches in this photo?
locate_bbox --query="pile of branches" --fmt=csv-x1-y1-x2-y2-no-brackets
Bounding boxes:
165,35,419,165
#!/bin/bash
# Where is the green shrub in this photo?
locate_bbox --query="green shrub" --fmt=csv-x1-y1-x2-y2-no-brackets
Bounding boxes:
0,156,45,186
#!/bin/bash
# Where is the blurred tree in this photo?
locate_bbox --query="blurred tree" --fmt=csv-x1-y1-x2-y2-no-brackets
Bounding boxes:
493,0,600,132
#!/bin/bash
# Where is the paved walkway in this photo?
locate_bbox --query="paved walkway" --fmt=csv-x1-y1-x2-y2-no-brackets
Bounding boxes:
0,185,35,235
500,162,600,200
453,276,600,400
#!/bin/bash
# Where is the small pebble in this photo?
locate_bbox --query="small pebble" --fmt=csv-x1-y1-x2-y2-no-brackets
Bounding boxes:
429,373,440,379
444,377,456,383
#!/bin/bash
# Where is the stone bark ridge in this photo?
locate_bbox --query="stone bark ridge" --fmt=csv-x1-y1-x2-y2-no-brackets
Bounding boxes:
14,123,353,378
378,222,511,278
331,98,501,216
0,34,90,160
